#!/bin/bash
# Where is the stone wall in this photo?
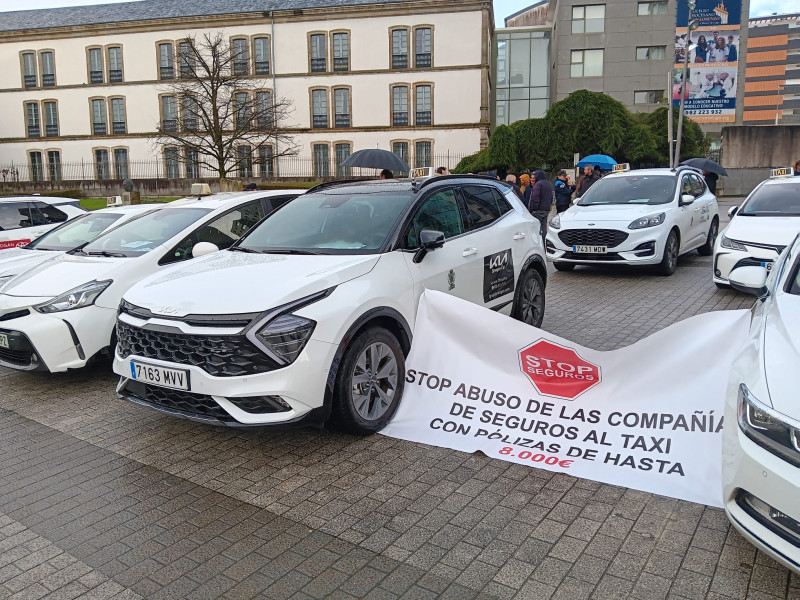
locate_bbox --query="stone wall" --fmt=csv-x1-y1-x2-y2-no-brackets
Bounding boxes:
722,125,800,168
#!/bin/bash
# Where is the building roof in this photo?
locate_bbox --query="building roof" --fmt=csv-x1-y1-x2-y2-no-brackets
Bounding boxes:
749,12,800,26
0,0,418,33
504,0,548,23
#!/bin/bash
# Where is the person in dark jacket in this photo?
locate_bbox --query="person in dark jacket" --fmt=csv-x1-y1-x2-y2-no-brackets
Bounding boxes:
527,170,555,246
553,170,576,213
575,165,600,197
703,170,719,194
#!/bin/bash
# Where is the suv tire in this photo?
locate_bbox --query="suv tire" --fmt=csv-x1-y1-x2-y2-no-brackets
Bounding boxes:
512,268,545,327
656,230,679,276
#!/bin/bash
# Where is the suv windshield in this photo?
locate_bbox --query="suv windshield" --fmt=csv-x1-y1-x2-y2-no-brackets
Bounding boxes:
79,208,211,258
740,182,800,216
238,190,414,254
27,212,124,251
578,175,676,206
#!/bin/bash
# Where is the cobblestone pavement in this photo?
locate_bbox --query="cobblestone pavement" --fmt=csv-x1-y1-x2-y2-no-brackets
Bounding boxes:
1,199,799,599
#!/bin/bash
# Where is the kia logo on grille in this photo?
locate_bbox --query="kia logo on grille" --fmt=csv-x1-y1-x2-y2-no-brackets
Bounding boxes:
588,223,595,226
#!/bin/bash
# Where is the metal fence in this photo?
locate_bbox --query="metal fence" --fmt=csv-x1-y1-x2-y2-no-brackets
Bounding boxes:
0,152,469,184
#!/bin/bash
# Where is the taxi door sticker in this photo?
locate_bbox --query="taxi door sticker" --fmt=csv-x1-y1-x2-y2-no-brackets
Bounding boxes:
483,249,514,303
0,239,31,250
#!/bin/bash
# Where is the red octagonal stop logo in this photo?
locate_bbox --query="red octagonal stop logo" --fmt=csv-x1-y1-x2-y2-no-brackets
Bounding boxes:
519,339,601,400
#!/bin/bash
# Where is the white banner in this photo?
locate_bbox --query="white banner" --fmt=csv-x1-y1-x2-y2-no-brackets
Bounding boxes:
382,291,751,507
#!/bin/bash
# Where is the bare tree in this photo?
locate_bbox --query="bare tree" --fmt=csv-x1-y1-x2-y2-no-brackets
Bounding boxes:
153,32,298,180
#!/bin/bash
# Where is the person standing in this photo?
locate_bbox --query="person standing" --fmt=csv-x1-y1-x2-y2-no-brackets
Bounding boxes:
527,170,555,247
380,169,393,179
505,174,523,199
794,160,800,175
518,172,530,196
575,165,599,197
703,170,719,194
727,35,738,62
553,170,576,213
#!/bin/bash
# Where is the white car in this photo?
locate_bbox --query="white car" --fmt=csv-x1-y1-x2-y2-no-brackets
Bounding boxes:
0,196,85,249
0,204,158,286
723,235,800,574
546,166,719,275
0,189,301,372
713,169,800,288
112,176,548,433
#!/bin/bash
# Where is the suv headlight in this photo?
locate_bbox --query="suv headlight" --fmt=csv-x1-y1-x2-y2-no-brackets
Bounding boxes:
255,314,316,365
628,213,665,230
34,280,112,313
737,383,800,467
721,235,747,251
550,214,561,230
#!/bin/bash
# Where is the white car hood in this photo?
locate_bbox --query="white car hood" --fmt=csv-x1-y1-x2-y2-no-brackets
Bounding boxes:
561,203,669,224
0,249,60,278
763,292,800,420
1,253,130,298
725,216,800,248
125,251,381,315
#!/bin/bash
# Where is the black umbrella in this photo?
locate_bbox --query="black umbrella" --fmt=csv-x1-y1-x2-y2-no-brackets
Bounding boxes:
340,149,410,172
680,158,728,176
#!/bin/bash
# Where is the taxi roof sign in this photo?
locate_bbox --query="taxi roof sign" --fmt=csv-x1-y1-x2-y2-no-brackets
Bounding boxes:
770,167,794,178
612,163,630,172
410,167,435,179
107,196,122,207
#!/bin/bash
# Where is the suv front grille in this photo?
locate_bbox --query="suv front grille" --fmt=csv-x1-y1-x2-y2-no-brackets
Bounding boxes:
116,322,278,377
559,229,629,248
123,380,233,421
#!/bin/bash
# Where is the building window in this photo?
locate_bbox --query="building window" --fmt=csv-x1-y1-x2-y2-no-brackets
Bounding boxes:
164,147,179,178
89,48,104,83
256,91,273,129
185,147,199,178
571,5,605,34
391,29,409,69
313,144,329,177
237,145,253,177
312,89,328,128
234,91,250,129
30,152,44,182
392,141,409,170
415,85,432,125
181,95,198,131
254,37,270,75
232,38,249,76
41,51,55,86
638,1,668,15
26,102,41,138
310,34,327,72
159,43,174,79
570,49,603,77
91,99,107,135
636,46,666,60
415,28,432,68
414,141,432,168
43,101,58,137
634,90,665,104
47,150,61,181
392,86,409,126
108,46,123,82
114,148,128,179
95,149,110,180
111,98,126,134
258,146,274,178
161,96,177,132
332,33,349,71
335,143,351,177
179,41,195,78
22,52,37,88
334,88,350,128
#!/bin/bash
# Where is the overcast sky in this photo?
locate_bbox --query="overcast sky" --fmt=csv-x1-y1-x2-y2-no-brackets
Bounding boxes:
0,0,796,26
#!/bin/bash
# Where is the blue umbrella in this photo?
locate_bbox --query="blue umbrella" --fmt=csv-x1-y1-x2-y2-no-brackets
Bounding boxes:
577,154,617,170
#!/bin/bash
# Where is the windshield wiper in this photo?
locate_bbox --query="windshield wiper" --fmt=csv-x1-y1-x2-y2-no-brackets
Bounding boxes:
86,250,127,257
229,246,262,254
262,248,325,255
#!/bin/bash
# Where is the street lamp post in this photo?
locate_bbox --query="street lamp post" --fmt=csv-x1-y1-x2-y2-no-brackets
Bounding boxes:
673,0,700,168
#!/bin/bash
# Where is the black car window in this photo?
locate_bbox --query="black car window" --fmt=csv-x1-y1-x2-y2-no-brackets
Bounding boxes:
494,188,513,216
32,202,68,224
263,195,297,214
0,203,32,231
689,174,705,197
680,175,693,197
406,189,464,248
460,185,502,230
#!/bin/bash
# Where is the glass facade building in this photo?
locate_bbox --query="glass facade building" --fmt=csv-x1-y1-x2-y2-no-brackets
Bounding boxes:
493,29,551,126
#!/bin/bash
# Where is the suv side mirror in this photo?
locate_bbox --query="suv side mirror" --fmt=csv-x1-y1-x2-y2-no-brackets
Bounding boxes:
680,194,695,205
413,229,445,264
191,241,219,258
729,265,769,297
728,206,738,218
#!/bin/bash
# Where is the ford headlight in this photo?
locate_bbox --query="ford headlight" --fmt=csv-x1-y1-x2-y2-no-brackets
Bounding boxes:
628,213,665,230
255,314,316,365
721,235,747,251
550,214,561,229
34,280,112,313
737,383,800,468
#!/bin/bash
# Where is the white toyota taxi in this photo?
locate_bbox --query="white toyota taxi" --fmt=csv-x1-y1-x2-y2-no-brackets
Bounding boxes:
723,234,800,574
0,204,158,286
714,167,800,288
0,187,300,372
546,165,719,275
0,196,85,249
113,173,548,434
